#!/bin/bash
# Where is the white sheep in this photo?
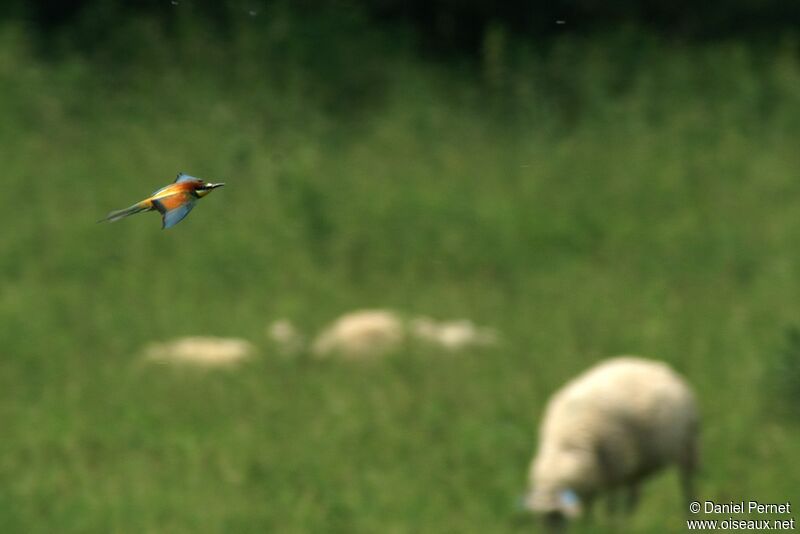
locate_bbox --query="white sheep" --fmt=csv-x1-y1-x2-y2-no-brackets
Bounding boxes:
267,319,305,356
524,356,699,529
311,309,405,359
409,317,498,351
144,336,255,368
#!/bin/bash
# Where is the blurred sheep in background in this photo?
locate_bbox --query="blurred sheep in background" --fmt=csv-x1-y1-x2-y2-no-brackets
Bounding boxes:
141,311,499,366
309,309,501,359
524,356,699,531
311,309,405,359
267,319,304,356
409,317,498,351
144,336,255,368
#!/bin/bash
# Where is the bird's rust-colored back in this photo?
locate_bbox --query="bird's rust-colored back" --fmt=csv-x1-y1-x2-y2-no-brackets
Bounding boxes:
151,189,194,211
150,180,204,201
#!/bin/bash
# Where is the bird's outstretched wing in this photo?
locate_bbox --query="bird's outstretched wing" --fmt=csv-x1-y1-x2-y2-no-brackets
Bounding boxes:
152,194,196,229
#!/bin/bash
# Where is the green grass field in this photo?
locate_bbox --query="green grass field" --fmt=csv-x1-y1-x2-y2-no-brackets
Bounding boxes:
1,13,799,532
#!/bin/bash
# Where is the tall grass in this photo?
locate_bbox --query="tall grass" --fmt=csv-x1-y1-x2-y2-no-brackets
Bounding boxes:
0,11,799,532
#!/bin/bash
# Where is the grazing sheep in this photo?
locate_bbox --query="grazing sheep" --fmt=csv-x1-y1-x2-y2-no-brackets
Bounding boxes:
311,309,405,359
144,336,255,368
409,317,498,351
267,319,304,356
309,310,501,359
524,356,699,530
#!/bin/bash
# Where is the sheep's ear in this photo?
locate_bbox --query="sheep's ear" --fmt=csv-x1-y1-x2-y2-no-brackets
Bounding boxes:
558,489,582,518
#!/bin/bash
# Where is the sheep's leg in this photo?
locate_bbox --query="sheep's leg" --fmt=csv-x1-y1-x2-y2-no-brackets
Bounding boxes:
583,495,595,521
605,490,620,516
679,465,695,505
679,437,699,505
625,484,640,513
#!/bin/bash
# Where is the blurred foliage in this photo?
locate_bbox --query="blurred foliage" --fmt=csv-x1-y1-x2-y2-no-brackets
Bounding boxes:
6,0,800,56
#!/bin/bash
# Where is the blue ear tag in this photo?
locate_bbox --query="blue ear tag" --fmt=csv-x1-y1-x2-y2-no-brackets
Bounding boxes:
560,489,579,508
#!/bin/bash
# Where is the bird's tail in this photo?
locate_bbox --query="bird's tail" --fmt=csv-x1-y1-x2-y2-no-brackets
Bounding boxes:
99,200,151,223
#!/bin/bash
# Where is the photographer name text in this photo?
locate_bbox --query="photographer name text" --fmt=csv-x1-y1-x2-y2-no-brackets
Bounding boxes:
702,501,792,515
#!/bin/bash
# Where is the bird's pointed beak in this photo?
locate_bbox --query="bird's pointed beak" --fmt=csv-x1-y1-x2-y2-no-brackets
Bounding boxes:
206,182,225,189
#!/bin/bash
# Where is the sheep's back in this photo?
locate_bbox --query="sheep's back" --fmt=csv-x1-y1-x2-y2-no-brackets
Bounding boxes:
539,356,698,482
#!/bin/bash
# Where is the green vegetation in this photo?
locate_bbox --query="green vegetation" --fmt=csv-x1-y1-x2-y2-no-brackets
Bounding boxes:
1,9,799,532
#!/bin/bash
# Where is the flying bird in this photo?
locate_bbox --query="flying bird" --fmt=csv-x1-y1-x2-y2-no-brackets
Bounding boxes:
101,173,225,229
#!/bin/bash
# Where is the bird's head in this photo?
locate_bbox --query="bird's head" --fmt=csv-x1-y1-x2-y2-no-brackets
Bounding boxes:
194,181,225,198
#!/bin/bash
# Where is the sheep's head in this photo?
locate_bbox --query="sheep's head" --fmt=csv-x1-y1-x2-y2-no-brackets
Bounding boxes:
524,487,583,519
525,449,593,526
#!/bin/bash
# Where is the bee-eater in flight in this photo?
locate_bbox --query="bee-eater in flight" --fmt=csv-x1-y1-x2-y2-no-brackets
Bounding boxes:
101,173,225,229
